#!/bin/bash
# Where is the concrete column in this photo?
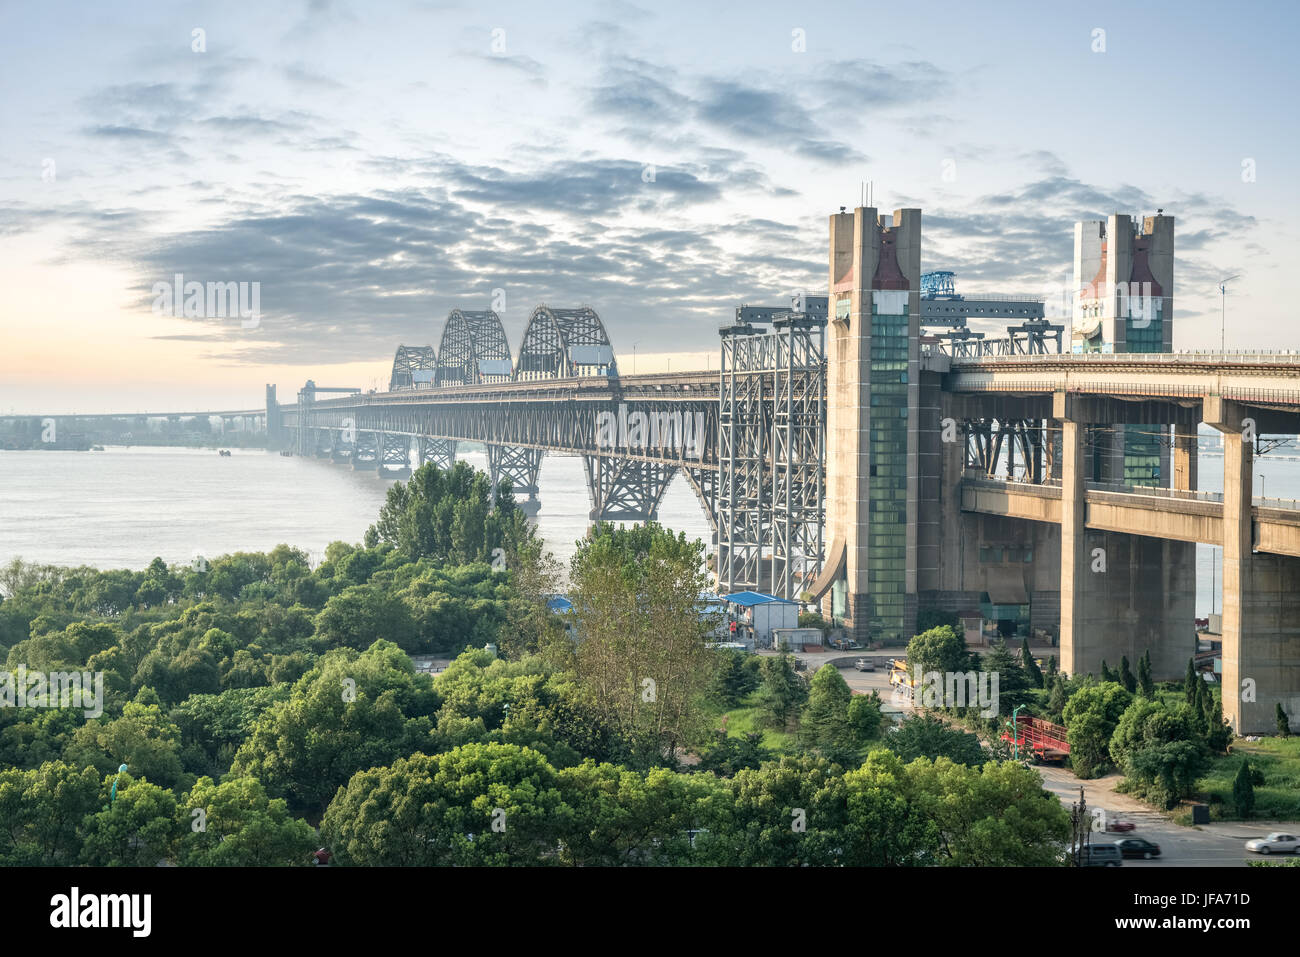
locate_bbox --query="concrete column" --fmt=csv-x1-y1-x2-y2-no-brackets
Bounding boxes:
1058,401,1088,675
1204,396,1300,733
1173,423,1198,491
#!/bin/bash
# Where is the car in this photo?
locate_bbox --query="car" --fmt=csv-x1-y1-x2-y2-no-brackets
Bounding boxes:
1107,820,1136,832
854,658,873,672
1115,838,1161,860
1245,833,1300,855
1076,844,1123,867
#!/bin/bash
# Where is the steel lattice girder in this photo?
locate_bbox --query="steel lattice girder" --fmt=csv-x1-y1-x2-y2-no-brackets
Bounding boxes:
583,455,676,522
390,345,438,390
354,431,379,461
418,437,456,469
436,310,512,386
516,306,619,380
381,433,410,468
487,444,543,500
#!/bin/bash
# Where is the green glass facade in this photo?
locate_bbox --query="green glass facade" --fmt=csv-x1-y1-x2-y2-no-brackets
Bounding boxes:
867,299,909,640
1123,299,1165,487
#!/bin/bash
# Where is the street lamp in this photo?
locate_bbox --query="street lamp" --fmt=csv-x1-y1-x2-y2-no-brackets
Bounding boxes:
1217,275,1240,354
632,342,639,375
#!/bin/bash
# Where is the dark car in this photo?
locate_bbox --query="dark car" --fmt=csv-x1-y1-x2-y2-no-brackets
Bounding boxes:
1115,838,1161,860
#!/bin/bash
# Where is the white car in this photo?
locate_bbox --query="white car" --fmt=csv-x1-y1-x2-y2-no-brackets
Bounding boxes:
1245,833,1300,855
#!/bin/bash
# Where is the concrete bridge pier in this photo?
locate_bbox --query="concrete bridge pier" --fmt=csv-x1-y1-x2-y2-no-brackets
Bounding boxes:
583,455,675,524
1206,397,1300,734
1057,393,1195,681
487,444,543,515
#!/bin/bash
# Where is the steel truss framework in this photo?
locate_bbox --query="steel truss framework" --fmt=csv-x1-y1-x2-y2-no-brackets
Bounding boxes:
283,303,719,546
583,456,677,522
718,311,826,600
517,306,618,380
487,444,544,502
389,345,438,391
381,433,410,470
418,437,456,470
965,418,1054,481
437,310,512,386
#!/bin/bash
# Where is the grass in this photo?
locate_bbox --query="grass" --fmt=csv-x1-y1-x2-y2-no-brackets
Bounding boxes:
1198,736,1300,822
715,696,797,752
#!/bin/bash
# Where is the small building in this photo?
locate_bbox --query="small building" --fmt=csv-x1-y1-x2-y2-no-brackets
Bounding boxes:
719,591,799,649
548,595,577,640
771,627,824,652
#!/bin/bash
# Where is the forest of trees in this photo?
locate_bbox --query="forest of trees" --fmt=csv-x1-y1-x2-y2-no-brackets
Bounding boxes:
0,461,1072,866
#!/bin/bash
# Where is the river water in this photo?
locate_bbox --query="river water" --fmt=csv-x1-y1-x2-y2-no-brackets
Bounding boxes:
2,445,1299,615
0,446,712,583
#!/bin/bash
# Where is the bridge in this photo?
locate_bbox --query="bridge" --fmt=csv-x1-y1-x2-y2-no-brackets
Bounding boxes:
11,204,1300,734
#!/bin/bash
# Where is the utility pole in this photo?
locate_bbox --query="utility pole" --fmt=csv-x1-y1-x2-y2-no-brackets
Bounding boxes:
1218,275,1239,353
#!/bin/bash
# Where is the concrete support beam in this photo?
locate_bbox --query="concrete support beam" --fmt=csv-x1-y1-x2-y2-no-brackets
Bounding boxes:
1173,423,1198,491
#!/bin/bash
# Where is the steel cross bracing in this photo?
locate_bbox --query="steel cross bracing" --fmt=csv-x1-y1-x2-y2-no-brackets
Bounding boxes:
436,310,512,386
717,310,826,600
418,437,456,470
583,456,677,522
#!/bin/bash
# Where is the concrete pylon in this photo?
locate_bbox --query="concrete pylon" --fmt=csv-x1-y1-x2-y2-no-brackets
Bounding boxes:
822,207,921,644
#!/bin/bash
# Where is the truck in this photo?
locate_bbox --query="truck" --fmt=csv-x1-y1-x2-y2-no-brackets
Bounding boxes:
1000,714,1070,762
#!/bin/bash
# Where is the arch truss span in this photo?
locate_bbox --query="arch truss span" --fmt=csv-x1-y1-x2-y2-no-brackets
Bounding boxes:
436,310,512,386
389,345,438,391
516,306,619,381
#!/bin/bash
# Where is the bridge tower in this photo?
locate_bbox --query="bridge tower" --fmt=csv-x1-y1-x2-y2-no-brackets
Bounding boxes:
814,207,922,645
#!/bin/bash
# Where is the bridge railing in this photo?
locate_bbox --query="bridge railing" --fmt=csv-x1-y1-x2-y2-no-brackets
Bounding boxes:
965,472,1300,511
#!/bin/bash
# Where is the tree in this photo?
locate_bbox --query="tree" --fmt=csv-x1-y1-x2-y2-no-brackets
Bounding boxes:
1109,698,1209,808
755,654,807,731
367,461,531,566
0,761,101,865
1021,639,1043,689
886,714,985,767
903,757,1070,866
1061,681,1132,778
905,625,971,681
1233,759,1255,818
1100,660,1114,683
1119,656,1137,694
1278,702,1292,737
709,649,760,710
980,638,1032,716
80,774,184,866
559,761,729,865
314,583,418,651
1137,650,1155,697
802,665,861,763
321,743,572,866
177,777,318,866
568,523,717,764
1044,655,1059,682
63,701,186,791
230,641,440,815
1184,657,1198,705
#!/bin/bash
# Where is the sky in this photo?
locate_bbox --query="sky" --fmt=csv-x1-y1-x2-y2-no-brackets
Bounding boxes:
1,0,1297,413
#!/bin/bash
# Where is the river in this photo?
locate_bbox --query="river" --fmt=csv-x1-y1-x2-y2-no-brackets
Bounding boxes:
2,445,1299,615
